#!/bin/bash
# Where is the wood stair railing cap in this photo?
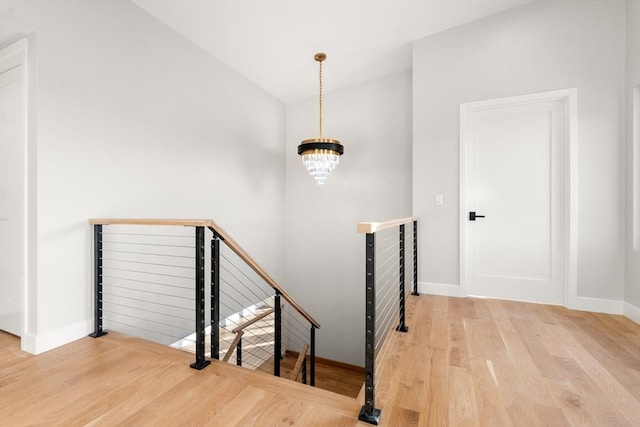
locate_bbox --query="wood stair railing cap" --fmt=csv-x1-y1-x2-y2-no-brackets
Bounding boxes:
357,216,418,234
289,343,309,382
222,331,244,363
231,307,277,334
89,218,214,227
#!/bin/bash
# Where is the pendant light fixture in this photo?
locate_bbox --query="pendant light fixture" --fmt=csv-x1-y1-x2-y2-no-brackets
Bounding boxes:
297,52,344,185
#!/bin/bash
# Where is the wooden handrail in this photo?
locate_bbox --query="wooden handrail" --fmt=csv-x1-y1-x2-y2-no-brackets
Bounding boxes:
89,218,213,227
289,343,309,382
205,223,320,329
88,218,320,329
357,216,418,234
231,308,275,334
222,330,244,362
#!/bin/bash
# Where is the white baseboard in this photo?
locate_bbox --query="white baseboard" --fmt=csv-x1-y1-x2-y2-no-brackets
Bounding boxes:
417,282,463,297
568,296,624,315
623,302,640,324
417,285,634,321
21,319,92,355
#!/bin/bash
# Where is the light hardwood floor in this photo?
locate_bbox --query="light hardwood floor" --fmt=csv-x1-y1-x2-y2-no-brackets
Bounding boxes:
1,295,638,426
0,330,368,426
363,295,640,426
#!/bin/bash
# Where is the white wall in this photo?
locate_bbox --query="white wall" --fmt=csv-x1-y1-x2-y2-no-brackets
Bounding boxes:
285,71,413,365
413,0,626,305
1,0,286,353
625,0,640,319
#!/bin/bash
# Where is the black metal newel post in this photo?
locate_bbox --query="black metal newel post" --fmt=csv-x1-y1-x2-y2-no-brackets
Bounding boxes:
310,325,316,386
302,359,307,385
359,232,381,425
396,225,409,333
211,234,220,360
191,226,210,370
89,224,107,338
274,291,282,377
236,337,243,366
412,220,419,296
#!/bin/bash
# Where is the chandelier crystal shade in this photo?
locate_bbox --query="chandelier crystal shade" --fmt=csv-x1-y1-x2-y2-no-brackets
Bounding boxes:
298,53,343,185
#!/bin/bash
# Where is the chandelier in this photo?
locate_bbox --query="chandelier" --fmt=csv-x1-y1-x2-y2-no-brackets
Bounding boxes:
297,53,344,185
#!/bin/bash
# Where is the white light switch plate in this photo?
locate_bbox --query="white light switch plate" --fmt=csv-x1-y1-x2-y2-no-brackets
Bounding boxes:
434,194,444,206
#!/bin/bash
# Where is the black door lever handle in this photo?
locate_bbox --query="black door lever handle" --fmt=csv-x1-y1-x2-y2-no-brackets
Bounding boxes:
469,211,486,221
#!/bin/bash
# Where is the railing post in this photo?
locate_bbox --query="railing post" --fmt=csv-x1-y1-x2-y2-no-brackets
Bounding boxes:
310,325,316,386
274,291,282,377
359,232,381,425
236,336,242,366
302,359,307,385
412,220,419,296
211,234,220,360
191,226,210,370
89,224,108,338
396,225,409,333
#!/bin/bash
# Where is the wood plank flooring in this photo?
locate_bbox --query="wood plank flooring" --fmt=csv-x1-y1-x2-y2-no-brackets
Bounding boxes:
363,295,640,426
0,331,368,426
1,295,638,426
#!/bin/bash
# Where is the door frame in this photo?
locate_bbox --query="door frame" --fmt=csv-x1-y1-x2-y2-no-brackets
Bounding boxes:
633,85,639,251
0,38,29,343
459,88,578,308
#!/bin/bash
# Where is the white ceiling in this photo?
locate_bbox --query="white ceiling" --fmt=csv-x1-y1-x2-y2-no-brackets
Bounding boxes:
132,0,533,103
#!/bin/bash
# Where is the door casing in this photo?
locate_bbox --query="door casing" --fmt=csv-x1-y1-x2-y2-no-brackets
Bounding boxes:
0,38,29,341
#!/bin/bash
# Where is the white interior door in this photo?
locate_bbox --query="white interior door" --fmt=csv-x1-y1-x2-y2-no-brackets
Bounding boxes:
0,41,27,336
461,95,567,305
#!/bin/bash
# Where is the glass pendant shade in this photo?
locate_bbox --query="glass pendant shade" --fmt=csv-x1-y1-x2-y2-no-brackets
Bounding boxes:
298,138,344,185
298,52,343,185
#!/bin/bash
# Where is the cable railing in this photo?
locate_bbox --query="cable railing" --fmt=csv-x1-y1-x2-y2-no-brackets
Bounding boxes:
98,224,196,346
88,219,319,386
357,217,418,425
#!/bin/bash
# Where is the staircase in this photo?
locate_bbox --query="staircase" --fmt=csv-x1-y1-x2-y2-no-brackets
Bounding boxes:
88,218,319,386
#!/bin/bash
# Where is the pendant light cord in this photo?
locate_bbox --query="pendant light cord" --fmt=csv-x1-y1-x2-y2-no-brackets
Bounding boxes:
319,59,323,139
